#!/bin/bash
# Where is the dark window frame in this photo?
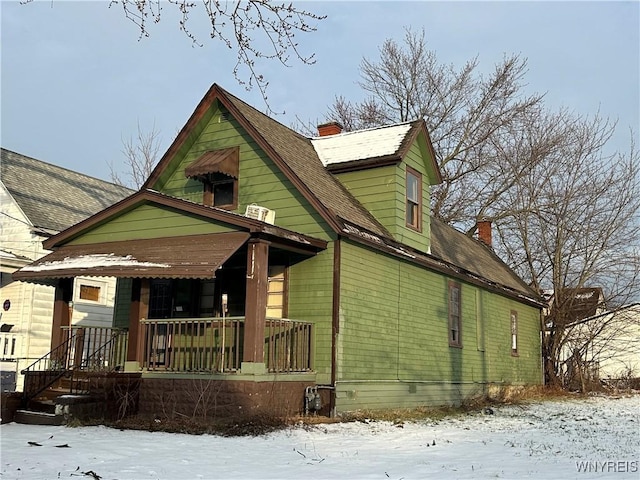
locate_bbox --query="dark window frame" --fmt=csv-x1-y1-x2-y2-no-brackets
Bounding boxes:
203,174,238,210
405,167,422,232
448,280,462,348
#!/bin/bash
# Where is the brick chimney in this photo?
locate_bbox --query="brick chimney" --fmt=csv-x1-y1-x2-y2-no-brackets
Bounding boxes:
317,121,344,137
477,220,492,248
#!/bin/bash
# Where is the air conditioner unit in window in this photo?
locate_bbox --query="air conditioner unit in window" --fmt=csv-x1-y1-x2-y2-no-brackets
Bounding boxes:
245,204,276,224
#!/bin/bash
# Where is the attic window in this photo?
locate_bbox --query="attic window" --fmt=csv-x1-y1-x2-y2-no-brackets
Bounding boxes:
185,147,239,209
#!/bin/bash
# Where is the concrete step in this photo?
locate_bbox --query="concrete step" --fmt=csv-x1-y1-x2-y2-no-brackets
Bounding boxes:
14,409,65,426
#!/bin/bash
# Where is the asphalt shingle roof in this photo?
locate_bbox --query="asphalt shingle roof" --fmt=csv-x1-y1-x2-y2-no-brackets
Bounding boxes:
1,148,133,233
224,90,391,237
222,88,537,299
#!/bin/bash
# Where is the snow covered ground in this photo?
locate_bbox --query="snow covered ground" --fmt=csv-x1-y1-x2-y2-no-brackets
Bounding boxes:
1,394,638,480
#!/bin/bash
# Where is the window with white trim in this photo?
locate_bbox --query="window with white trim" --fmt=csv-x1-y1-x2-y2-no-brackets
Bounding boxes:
75,279,107,305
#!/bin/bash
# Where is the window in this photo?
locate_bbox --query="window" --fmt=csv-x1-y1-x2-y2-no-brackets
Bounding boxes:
185,147,239,210
79,285,101,302
510,310,518,356
75,279,107,305
406,167,422,231
266,266,287,318
203,173,238,209
449,281,462,347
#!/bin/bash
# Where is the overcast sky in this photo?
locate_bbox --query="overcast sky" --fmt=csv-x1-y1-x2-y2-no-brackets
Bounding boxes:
2,1,638,182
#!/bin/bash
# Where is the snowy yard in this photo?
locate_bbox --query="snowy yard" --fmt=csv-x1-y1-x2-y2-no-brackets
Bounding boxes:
1,394,638,480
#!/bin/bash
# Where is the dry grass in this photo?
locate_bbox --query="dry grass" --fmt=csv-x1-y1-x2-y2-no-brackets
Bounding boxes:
80,385,622,436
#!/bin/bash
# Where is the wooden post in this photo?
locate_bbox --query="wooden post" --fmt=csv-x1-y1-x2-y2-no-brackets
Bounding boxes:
127,278,150,364
243,239,269,364
50,278,73,351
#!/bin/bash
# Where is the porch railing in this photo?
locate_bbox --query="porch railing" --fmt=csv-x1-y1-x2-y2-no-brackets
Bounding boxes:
21,326,129,403
140,317,312,374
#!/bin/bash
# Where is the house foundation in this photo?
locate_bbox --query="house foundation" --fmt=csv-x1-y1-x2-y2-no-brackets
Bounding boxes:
137,376,316,419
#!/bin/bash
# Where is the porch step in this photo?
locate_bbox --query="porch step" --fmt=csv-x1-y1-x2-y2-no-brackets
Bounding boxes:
26,399,57,415
14,409,65,426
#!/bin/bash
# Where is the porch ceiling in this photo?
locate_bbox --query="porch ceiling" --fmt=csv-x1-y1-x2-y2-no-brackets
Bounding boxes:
13,232,250,281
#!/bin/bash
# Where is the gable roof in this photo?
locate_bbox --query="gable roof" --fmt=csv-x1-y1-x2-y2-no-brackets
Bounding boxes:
34,84,538,305
143,84,391,237
1,148,133,234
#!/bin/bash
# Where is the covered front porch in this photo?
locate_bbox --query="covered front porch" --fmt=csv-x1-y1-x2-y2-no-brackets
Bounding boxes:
15,227,328,419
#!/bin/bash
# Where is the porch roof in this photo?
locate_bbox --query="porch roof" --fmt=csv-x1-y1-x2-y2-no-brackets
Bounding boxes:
13,232,250,281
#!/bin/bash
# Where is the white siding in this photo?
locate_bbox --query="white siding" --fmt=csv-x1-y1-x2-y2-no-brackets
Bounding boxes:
0,182,119,392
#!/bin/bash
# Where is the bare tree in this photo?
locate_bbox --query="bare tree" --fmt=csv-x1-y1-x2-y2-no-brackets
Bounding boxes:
21,1,325,112
113,0,325,113
560,304,640,390
326,27,640,388
327,27,545,225
493,112,640,386
109,122,162,189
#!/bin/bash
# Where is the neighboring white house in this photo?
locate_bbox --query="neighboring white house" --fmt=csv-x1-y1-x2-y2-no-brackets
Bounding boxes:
0,148,132,391
582,304,640,381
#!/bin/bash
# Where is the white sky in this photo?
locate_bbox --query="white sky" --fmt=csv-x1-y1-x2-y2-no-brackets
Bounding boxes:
1,395,639,479
1,1,639,182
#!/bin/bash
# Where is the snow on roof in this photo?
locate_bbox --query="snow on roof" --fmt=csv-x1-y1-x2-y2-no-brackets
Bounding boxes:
311,122,413,166
21,254,170,272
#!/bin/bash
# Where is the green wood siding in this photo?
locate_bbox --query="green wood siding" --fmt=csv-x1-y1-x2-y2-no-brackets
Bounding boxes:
333,140,434,253
395,142,431,252
287,244,335,385
334,165,398,237
113,278,132,329
337,240,542,410
67,204,236,245
152,102,332,240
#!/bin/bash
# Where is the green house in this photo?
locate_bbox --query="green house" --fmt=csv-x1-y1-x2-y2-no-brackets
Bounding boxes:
15,84,543,418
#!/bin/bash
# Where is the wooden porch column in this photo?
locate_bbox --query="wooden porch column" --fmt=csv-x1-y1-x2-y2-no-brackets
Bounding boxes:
242,238,270,365
126,278,150,365
50,278,73,350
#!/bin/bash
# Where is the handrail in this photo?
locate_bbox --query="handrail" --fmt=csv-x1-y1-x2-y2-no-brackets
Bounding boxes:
21,331,78,405
21,327,129,404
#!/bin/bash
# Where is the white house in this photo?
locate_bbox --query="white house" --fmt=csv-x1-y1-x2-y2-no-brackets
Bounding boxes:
0,148,132,391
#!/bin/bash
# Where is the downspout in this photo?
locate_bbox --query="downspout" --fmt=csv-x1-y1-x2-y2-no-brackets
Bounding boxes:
330,236,341,416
